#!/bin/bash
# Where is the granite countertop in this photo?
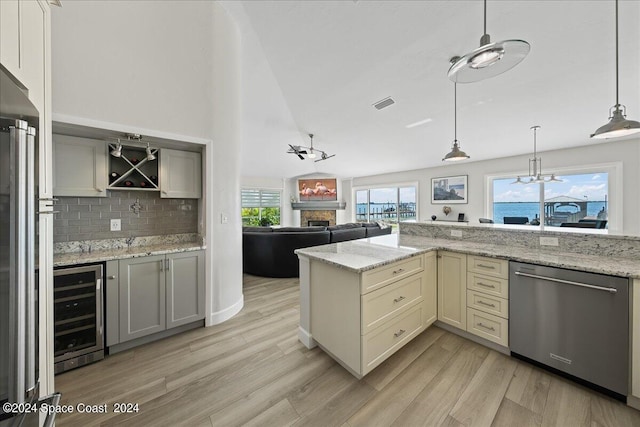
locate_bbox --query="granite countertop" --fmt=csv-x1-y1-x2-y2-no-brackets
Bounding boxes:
295,233,640,278
54,242,205,267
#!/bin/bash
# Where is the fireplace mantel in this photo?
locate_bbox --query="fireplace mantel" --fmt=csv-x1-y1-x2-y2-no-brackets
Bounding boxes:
291,201,346,210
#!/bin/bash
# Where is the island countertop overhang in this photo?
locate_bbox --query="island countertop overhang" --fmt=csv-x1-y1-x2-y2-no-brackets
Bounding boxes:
295,233,640,279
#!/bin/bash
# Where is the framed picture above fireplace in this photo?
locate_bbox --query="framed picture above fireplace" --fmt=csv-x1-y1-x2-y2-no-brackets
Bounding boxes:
298,178,337,201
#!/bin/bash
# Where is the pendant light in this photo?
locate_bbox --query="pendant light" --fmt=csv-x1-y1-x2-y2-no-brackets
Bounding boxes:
448,0,530,83
511,126,562,184
591,0,640,139
443,82,470,162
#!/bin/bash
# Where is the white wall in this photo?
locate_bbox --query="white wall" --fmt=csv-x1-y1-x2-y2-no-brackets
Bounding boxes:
51,1,244,324
352,138,640,235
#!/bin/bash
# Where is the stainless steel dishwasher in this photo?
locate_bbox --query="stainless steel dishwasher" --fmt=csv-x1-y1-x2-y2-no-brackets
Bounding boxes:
510,261,629,400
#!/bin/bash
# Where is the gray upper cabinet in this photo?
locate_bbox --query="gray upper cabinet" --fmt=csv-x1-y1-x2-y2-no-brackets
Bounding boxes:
53,134,108,197
166,251,205,329
160,148,201,199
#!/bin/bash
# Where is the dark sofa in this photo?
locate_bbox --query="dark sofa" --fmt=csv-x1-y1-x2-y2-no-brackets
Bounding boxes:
242,222,391,277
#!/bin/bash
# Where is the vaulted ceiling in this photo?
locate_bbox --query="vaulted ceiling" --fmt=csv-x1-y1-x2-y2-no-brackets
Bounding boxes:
222,0,640,179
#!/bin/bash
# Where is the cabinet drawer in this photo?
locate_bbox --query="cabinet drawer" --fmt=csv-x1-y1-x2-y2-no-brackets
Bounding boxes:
466,290,508,319
362,274,423,334
467,255,508,279
361,256,424,294
467,272,508,299
362,304,423,375
466,307,508,347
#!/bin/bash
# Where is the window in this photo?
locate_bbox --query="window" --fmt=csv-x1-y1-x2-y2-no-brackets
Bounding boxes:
489,168,614,230
241,189,281,226
354,185,417,224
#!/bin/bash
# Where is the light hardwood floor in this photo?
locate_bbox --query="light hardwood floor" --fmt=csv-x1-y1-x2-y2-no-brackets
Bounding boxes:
55,275,640,427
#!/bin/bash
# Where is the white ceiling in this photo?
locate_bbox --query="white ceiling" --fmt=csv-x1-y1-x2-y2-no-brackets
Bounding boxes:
222,0,640,180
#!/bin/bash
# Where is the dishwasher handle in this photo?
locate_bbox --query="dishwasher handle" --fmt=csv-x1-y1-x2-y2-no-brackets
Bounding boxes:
514,271,618,294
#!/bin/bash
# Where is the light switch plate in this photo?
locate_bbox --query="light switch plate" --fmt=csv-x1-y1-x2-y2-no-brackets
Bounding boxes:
540,236,559,246
110,219,121,231
220,213,228,224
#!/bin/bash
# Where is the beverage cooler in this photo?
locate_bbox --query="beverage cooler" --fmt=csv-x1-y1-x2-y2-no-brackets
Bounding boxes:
53,264,104,374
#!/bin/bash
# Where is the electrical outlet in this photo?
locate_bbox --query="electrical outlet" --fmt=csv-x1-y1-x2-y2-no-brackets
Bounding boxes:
110,219,121,231
220,213,228,224
540,236,559,246
451,229,463,237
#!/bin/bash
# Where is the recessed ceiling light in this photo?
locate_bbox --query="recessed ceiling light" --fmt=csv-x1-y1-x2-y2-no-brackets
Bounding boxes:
405,118,433,129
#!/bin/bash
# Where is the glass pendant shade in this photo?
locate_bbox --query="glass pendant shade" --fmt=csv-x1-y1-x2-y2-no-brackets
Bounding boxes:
447,1,530,83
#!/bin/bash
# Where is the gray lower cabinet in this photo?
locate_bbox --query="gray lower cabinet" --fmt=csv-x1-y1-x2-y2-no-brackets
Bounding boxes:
106,250,205,346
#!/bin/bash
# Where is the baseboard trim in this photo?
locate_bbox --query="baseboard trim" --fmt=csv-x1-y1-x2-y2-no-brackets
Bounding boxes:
298,326,317,349
208,295,244,326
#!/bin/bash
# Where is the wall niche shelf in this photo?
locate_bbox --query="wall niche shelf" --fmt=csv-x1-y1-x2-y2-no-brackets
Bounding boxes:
108,144,159,191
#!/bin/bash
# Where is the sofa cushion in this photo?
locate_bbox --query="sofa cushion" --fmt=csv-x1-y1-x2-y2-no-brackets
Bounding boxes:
360,222,379,228
327,223,363,231
365,226,393,238
329,227,366,243
274,226,326,232
242,226,273,232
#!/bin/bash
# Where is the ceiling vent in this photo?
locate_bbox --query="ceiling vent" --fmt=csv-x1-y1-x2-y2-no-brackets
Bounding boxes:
373,97,395,110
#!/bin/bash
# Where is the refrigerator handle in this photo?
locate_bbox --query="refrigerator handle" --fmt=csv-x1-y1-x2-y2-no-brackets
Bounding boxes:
26,126,37,393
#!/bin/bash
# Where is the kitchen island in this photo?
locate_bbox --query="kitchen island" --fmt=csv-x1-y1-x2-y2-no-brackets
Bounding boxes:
296,231,640,408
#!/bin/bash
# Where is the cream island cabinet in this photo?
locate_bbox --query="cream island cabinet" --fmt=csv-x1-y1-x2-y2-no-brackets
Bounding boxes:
437,251,509,348
302,252,436,378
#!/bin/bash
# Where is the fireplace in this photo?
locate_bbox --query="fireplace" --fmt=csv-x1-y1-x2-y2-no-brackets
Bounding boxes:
308,220,330,227
301,210,336,226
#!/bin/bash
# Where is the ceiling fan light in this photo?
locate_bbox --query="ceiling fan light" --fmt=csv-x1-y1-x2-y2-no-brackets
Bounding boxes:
443,141,470,162
591,106,640,139
307,149,317,159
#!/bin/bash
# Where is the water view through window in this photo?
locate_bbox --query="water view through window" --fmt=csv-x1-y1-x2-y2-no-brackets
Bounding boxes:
356,186,416,223
492,172,608,228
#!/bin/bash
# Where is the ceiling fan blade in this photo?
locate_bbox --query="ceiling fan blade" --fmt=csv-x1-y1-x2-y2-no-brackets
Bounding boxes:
297,153,305,160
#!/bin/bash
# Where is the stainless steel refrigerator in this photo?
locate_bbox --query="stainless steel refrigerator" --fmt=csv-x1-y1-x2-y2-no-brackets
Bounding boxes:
1,68,59,426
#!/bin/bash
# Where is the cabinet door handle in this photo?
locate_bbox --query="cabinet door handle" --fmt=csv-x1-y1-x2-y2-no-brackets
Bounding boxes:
477,322,495,332
393,296,405,303
477,300,496,308
394,329,406,338
96,188,104,192
392,268,404,275
160,260,164,272
108,275,116,280
166,259,170,271
477,263,495,269
162,190,168,195
476,282,495,289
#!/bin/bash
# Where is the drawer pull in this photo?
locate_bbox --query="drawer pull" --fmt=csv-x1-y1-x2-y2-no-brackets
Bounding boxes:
393,296,406,303
392,268,405,275
476,282,495,289
477,322,495,332
394,329,406,338
477,300,496,308
477,264,495,269
108,275,116,280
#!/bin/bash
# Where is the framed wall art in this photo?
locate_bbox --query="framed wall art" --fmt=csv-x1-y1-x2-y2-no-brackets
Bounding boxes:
431,175,467,204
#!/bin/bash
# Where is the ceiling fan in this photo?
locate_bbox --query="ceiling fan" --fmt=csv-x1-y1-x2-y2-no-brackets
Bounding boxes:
287,134,335,162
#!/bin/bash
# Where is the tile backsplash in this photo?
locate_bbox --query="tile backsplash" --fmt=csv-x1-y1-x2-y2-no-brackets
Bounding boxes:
53,191,198,243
